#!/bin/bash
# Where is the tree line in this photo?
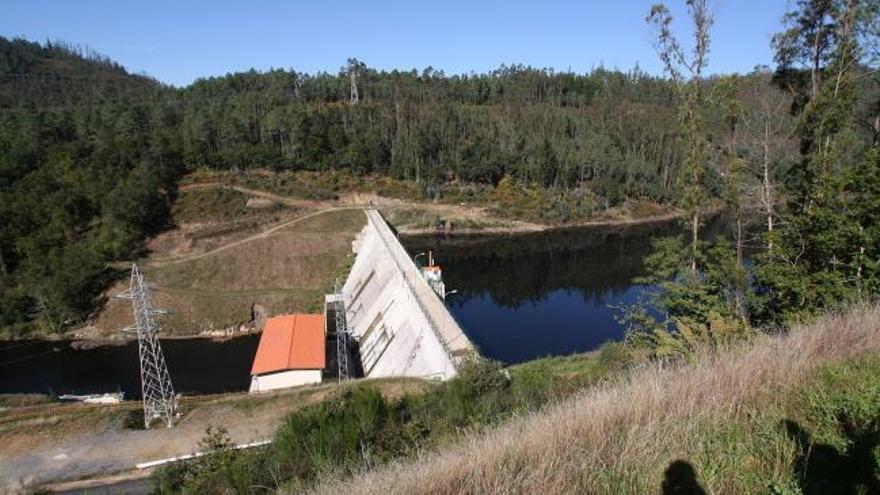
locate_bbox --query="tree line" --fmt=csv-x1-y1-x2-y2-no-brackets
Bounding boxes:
179,61,690,205
626,0,880,357
4,11,858,335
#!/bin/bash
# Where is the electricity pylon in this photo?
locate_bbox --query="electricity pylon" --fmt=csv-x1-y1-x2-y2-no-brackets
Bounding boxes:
116,264,176,428
334,280,349,381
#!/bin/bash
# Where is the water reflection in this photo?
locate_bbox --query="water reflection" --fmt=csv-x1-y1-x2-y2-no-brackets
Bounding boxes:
0,336,259,397
404,219,725,364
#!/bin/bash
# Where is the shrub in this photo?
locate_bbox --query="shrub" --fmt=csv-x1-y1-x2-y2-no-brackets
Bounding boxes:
157,353,625,492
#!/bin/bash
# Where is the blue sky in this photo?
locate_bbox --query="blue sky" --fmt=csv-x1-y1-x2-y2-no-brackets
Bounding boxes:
1,1,788,87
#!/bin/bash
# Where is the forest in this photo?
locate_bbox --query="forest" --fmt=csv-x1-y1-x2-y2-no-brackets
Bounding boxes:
1,0,879,338
0,37,696,335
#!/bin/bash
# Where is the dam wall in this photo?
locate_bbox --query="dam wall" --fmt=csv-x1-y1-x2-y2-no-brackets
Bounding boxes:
341,209,476,380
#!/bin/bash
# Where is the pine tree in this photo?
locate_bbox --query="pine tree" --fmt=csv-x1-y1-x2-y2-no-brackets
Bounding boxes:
755,0,876,324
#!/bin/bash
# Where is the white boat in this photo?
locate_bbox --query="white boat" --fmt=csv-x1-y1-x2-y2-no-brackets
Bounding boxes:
59,392,124,404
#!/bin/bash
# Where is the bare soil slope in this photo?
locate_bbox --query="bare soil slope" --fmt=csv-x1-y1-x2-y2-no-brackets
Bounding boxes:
80,186,366,339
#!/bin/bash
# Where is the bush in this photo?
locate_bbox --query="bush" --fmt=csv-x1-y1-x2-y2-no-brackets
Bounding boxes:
154,426,273,494
157,353,626,493
273,386,404,483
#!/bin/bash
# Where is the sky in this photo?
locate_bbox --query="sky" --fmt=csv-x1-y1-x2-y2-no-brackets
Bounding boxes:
1,1,789,87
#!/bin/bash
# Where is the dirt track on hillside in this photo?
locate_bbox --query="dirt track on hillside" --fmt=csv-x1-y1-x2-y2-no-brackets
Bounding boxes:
142,206,361,268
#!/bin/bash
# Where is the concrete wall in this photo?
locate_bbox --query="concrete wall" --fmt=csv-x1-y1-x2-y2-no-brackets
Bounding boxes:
342,210,476,380
249,369,322,393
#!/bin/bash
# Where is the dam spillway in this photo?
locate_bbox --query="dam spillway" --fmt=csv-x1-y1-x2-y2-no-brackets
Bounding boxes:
340,209,477,380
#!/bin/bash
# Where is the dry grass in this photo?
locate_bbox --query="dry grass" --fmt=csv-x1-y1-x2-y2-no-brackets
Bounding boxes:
314,305,880,494
82,208,365,337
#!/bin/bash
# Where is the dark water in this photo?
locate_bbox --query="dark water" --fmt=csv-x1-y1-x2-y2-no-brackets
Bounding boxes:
0,335,259,398
403,218,729,364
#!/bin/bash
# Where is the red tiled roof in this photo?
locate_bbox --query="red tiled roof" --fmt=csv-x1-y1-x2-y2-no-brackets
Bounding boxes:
251,313,325,375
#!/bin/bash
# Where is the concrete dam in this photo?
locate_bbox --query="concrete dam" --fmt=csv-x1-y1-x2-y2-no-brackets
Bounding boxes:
338,209,477,380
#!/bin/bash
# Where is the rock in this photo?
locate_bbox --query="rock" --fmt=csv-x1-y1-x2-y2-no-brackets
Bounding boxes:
251,303,267,330
245,198,275,209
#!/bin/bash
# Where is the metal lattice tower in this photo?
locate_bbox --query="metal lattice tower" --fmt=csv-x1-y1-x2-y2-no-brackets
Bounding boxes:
117,264,177,428
335,280,350,381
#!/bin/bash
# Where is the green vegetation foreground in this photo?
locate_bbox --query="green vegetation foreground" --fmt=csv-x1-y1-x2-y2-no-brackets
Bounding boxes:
155,304,880,493
317,305,880,494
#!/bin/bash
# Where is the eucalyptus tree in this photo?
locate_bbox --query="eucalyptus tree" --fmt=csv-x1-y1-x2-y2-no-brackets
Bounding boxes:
646,0,714,275
740,69,795,254
755,0,880,323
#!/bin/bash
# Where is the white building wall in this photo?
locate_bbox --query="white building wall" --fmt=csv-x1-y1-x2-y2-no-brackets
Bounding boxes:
249,369,322,393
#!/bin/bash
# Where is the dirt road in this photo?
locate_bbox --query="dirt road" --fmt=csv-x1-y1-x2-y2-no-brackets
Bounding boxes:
0,379,426,492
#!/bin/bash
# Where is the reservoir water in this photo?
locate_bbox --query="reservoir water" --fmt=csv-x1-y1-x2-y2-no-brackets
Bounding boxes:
0,335,259,398
402,219,693,364
0,217,723,397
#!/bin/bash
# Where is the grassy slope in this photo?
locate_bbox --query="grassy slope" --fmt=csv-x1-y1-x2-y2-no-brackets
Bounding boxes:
314,305,880,494
183,168,679,233
83,169,676,339
85,186,365,337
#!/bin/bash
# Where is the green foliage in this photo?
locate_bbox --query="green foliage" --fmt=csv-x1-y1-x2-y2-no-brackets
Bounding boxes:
753,0,880,326
777,353,880,494
0,38,181,333
155,426,271,494
155,352,631,493
271,386,400,485
177,63,684,208
623,236,753,360
656,352,880,493
0,34,815,335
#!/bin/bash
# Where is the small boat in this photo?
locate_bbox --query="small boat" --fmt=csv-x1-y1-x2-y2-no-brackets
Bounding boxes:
59,392,124,404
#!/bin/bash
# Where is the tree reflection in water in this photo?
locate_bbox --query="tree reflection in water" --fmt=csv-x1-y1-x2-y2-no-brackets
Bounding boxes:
403,217,728,364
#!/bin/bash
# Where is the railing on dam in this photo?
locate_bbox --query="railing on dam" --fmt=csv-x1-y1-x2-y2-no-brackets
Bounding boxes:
364,209,475,360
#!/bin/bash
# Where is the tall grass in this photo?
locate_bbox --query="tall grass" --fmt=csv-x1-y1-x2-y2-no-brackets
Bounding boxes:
155,345,633,493
314,305,880,494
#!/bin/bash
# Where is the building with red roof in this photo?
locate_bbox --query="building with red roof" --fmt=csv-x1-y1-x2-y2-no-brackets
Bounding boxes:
249,313,326,393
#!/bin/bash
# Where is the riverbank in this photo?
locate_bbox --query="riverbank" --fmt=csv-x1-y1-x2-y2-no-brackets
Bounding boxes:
1,183,690,343
393,207,685,236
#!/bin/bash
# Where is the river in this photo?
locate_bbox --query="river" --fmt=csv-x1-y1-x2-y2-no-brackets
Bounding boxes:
0,217,727,397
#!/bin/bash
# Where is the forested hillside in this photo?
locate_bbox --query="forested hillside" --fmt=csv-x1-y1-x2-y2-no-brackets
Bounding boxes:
0,33,804,336
0,38,182,333
181,62,685,203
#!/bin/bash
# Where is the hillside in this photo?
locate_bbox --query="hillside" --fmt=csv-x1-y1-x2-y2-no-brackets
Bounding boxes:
0,37,182,337
1,35,755,338
310,306,880,494
0,37,163,108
